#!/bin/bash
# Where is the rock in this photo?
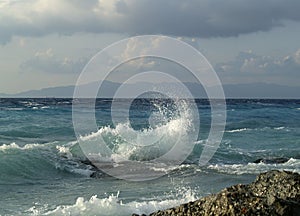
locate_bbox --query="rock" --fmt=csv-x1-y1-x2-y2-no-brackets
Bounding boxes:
253,157,290,164
132,170,300,216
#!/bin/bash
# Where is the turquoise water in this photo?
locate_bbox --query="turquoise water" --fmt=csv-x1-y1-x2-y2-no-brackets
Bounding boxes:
0,98,299,215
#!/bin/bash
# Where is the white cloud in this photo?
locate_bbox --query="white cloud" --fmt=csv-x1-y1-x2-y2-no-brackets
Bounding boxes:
216,49,300,85
35,48,53,58
21,48,88,74
294,49,300,64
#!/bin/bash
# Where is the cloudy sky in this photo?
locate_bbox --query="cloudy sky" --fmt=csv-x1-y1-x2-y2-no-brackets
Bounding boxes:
1,0,300,94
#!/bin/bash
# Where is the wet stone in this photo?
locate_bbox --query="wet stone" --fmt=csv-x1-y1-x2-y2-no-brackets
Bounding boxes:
133,170,300,216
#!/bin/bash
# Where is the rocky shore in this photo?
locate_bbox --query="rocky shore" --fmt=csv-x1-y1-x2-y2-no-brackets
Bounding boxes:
133,170,300,216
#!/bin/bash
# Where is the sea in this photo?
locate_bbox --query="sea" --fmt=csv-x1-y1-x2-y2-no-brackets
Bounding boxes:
0,98,299,215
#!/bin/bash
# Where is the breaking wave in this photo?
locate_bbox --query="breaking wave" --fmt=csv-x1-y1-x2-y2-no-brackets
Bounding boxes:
78,99,198,164
0,142,94,184
30,188,198,216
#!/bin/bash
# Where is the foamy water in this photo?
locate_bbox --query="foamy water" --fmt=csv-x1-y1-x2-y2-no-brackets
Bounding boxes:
208,158,300,175
36,188,197,216
0,98,299,215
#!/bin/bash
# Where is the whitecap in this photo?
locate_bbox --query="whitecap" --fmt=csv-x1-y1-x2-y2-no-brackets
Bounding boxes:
274,126,285,130
208,158,300,175
226,128,249,133
0,142,44,151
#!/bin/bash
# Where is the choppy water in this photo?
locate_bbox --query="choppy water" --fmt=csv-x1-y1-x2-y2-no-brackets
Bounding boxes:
0,98,299,215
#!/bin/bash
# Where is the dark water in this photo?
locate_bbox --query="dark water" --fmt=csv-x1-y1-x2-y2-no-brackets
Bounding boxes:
0,98,299,215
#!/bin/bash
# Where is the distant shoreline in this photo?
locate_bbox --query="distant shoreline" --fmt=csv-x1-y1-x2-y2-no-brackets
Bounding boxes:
1,82,300,99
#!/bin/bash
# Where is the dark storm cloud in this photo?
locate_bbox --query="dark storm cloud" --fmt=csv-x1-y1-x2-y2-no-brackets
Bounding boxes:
120,0,297,37
1,0,300,44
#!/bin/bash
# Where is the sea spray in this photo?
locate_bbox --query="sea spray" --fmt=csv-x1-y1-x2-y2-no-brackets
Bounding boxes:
40,187,198,216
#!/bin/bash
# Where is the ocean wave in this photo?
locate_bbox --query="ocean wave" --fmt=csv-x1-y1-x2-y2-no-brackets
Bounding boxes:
0,142,95,181
78,100,198,163
34,188,197,216
0,139,204,181
208,158,300,175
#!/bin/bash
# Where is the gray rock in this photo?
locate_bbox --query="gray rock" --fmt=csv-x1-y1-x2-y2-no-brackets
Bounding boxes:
132,170,300,216
253,157,290,164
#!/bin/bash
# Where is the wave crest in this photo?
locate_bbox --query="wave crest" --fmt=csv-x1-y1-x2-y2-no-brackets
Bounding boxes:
79,100,198,164
208,158,300,175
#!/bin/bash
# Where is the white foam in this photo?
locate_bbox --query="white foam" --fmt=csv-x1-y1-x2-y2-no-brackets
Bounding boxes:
3,107,24,111
227,127,291,133
194,139,207,145
41,189,197,216
150,164,201,173
226,128,249,133
274,126,285,130
56,146,73,159
23,101,42,107
79,100,197,162
68,168,94,177
208,158,300,175
0,142,43,151
150,165,179,173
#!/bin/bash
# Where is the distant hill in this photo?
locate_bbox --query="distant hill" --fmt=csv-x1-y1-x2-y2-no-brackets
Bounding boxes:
0,82,299,99
2,85,75,98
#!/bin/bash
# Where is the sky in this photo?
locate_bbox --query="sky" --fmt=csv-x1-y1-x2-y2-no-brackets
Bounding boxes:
0,0,300,94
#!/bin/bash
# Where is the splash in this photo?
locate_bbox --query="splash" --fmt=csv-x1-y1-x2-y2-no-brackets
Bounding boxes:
39,188,198,216
79,99,198,164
